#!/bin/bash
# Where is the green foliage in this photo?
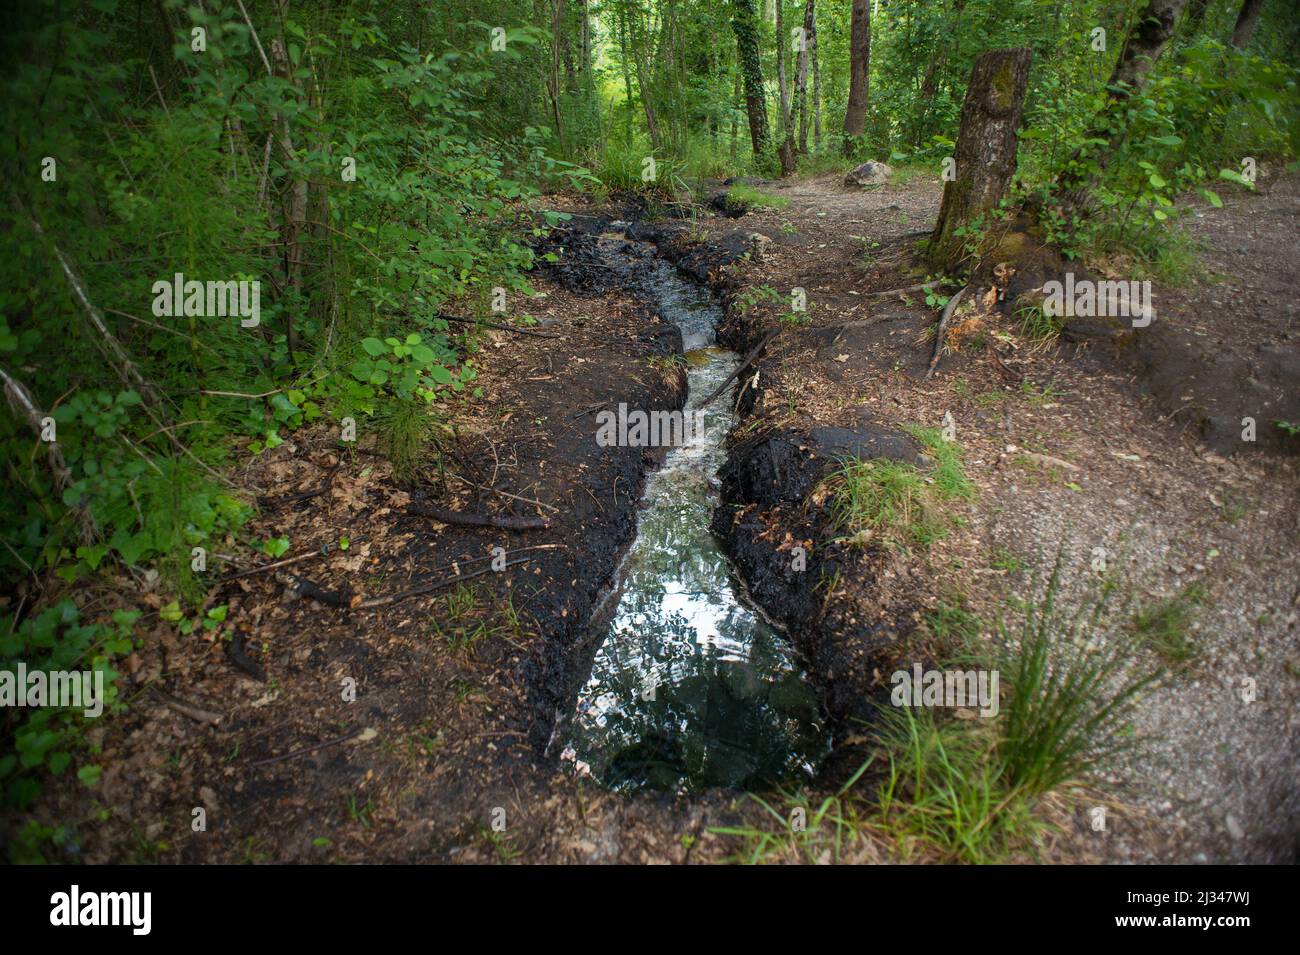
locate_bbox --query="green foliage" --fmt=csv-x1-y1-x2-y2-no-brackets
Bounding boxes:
726,183,789,211
0,0,580,833
0,601,135,837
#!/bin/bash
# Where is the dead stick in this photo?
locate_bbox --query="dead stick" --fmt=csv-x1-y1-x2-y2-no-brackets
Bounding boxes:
258,462,341,508
865,281,936,298
448,472,559,513
357,557,533,610
223,549,325,581
700,328,780,408
152,688,223,725
248,726,363,769
925,287,967,380
409,503,550,531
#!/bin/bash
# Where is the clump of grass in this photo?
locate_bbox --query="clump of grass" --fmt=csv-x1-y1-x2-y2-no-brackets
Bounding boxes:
874,706,1045,863
827,458,936,549
1016,298,1065,343
926,596,984,650
824,427,972,551
727,183,789,211
997,557,1164,797
991,545,1025,574
378,399,443,482
710,760,876,865
906,425,974,500
1131,582,1207,666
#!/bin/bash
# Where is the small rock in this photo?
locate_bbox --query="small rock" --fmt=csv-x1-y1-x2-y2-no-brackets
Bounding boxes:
1225,814,1245,840
844,161,893,187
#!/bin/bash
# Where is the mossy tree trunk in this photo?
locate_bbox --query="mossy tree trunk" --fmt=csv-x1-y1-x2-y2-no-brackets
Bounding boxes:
926,47,1032,274
732,0,769,158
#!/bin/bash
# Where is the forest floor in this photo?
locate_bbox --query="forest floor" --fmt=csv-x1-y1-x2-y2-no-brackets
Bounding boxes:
21,167,1299,864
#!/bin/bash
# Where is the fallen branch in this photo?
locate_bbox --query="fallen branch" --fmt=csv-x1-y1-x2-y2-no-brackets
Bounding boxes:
357,556,533,610
1,365,71,491
409,503,550,531
276,571,350,606
925,287,968,380
17,198,161,407
448,472,559,513
223,548,326,581
228,630,266,681
699,328,780,408
152,688,223,725
247,726,363,769
865,281,936,299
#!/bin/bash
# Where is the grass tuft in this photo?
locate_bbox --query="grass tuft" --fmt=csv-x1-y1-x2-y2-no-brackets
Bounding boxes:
1131,582,1207,666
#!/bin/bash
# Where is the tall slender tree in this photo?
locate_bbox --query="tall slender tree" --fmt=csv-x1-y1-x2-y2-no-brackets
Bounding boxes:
842,0,871,154
796,0,817,155
732,0,769,158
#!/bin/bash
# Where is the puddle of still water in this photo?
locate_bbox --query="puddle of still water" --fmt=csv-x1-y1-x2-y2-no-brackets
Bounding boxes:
560,242,829,793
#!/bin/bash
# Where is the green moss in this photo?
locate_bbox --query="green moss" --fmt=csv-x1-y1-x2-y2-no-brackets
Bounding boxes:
990,57,1017,112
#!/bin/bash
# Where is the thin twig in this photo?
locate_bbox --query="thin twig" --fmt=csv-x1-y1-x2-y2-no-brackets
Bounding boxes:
357,557,533,610
437,313,563,339
248,726,363,769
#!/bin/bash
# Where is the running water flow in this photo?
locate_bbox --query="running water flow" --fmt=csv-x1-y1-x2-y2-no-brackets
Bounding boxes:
560,234,829,793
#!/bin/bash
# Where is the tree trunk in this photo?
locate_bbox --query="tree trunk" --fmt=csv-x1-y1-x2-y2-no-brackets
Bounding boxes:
1231,0,1266,48
730,70,741,164
927,48,1033,274
776,0,795,174
1108,0,1187,92
913,0,966,146
732,0,769,158
270,1,307,358
580,0,591,79
796,0,816,155
812,23,822,149
842,0,871,154
618,5,635,140
1056,0,1186,205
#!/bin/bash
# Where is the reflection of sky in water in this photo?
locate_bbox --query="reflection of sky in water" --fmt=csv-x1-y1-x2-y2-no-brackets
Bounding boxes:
564,264,829,792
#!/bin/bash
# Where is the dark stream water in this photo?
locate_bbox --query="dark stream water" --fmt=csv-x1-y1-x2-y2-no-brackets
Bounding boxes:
559,234,829,793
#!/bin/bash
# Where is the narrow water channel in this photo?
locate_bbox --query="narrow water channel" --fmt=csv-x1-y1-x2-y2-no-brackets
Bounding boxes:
560,234,829,793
